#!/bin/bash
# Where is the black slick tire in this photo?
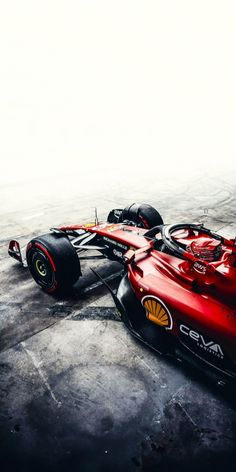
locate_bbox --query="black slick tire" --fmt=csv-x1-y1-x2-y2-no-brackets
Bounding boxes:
26,233,81,294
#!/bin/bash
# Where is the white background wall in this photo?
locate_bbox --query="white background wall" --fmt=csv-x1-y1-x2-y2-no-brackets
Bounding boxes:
1,1,236,184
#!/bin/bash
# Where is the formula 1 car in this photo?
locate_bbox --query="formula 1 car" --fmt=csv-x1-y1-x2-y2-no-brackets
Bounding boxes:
8,203,236,386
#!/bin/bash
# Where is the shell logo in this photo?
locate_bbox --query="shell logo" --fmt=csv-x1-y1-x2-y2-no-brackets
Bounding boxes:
142,295,173,330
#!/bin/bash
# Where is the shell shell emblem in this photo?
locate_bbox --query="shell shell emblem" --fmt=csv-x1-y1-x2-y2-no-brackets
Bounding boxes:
142,296,173,330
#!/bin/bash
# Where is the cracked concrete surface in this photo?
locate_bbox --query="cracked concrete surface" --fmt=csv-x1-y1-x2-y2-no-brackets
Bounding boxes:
1,169,236,471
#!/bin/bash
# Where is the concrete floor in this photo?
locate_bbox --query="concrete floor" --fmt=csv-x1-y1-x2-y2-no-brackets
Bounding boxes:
1,169,236,472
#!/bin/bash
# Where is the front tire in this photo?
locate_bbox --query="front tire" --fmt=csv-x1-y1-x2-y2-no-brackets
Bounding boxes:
26,233,81,293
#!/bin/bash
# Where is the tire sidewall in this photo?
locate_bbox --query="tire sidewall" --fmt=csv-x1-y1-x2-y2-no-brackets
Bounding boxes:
27,243,58,293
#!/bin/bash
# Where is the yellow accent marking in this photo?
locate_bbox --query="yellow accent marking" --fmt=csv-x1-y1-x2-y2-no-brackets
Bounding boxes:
159,307,167,320
143,296,171,328
84,223,95,228
156,302,162,317
148,314,167,326
35,259,47,277
151,299,155,314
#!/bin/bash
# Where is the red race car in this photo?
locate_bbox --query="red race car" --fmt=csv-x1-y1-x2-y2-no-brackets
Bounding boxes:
8,203,236,386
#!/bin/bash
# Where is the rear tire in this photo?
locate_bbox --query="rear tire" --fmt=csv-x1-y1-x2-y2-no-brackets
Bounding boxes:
26,233,81,294
120,203,163,229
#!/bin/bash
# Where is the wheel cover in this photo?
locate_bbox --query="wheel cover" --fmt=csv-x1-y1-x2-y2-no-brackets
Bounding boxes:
30,250,55,288
35,259,47,277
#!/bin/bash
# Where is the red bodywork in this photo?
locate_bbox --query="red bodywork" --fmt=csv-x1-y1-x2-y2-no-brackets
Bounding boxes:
60,221,236,374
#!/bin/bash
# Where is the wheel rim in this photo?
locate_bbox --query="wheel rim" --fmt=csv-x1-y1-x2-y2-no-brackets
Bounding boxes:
29,250,55,289
35,259,47,277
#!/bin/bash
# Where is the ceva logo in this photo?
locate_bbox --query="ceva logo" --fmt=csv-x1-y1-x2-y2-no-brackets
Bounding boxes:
179,324,224,359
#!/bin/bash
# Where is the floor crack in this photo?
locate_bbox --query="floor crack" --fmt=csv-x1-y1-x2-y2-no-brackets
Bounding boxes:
21,341,62,408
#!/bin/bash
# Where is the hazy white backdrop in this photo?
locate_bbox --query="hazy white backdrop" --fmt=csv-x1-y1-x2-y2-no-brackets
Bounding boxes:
0,0,236,184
